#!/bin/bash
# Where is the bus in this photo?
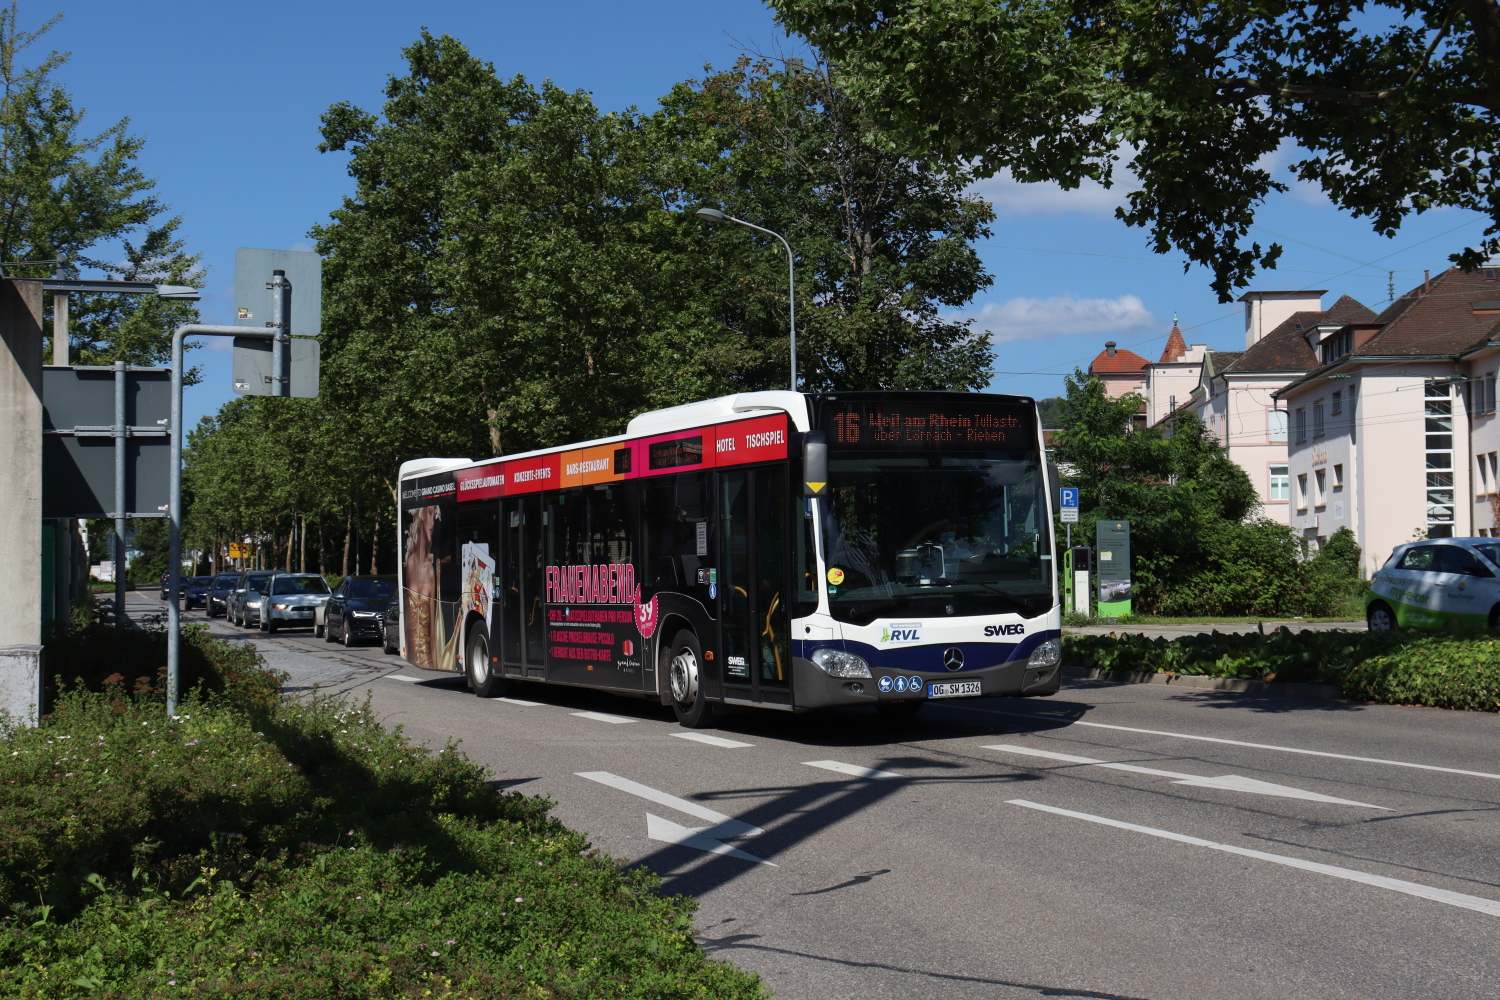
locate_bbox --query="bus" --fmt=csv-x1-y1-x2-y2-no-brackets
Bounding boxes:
396,390,1062,726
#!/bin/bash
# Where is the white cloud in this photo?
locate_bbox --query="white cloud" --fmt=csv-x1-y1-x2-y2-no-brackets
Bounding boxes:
955,294,1157,343
968,169,1129,217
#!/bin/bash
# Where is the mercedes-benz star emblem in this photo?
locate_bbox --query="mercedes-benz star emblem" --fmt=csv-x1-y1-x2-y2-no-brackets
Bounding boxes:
943,647,965,671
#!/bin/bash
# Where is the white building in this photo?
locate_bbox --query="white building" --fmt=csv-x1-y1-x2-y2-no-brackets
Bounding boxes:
1143,321,1208,426
1274,267,1500,575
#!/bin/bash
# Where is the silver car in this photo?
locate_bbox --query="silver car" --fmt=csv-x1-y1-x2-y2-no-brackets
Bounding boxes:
259,573,332,634
227,571,274,627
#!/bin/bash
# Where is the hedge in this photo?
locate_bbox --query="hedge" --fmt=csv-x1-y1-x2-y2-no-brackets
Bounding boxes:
1064,627,1500,711
0,686,766,998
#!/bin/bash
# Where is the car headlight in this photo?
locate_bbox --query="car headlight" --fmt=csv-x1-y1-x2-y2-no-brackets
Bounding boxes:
272,603,289,610
353,610,380,618
1027,638,1061,669
810,648,872,678
247,600,260,608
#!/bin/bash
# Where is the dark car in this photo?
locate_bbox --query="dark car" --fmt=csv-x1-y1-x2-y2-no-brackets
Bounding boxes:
206,573,240,617
183,575,213,610
325,575,398,647
380,598,401,655
159,571,172,600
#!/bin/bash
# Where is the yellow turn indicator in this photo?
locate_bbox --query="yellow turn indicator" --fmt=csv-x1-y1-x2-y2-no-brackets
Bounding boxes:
805,482,825,492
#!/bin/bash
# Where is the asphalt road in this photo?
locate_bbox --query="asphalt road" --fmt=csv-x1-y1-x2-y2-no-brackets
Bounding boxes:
158,593,1500,1000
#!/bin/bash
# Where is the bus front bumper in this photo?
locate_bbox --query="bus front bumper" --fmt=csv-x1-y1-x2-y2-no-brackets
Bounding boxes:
790,656,1061,710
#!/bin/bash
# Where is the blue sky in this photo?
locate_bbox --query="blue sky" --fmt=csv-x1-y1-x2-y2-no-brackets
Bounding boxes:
48,0,1492,430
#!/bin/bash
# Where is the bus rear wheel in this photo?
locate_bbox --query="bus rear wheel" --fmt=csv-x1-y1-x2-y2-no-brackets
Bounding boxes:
1367,602,1395,631
467,628,507,698
667,630,715,728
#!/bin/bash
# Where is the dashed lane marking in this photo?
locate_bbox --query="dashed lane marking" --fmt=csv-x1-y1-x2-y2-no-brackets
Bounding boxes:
1008,798,1500,917
496,697,544,707
386,675,419,683
673,732,754,748
572,710,636,724
803,760,905,780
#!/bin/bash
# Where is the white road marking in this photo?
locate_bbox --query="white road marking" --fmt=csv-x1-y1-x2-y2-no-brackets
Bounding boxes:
386,675,419,683
646,813,776,865
673,732,754,748
803,760,905,780
983,744,1387,808
965,708,1500,781
496,697,544,707
1008,799,1500,918
575,771,766,835
571,711,635,724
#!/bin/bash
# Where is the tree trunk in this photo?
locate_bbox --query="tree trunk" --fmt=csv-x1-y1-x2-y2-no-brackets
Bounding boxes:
299,511,307,573
284,512,294,571
342,509,352,577
370,509,380,575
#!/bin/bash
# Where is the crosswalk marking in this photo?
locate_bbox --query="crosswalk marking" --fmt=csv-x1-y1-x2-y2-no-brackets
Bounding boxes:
572,710,635,724
673,732,754,748
803,760,905,780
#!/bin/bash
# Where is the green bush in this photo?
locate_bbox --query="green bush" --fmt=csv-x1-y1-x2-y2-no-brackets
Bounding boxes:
1065,627,1500,711
1342,635,1500,712
0,689,765,998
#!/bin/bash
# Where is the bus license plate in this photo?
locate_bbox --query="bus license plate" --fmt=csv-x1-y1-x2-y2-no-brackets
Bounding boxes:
927,680,981,699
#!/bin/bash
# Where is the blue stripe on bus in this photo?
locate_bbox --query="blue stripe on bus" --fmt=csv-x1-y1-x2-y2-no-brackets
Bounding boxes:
795,629,1059,673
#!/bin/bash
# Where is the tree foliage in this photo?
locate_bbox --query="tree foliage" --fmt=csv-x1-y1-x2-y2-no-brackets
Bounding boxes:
1055,371,1353,615
0,3,201,369
773,0,1500,298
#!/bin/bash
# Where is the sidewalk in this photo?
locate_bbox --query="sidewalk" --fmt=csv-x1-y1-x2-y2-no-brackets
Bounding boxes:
1066,619,1365,640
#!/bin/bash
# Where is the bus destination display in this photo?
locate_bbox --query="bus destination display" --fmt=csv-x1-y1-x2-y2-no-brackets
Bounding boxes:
820,400,1033,451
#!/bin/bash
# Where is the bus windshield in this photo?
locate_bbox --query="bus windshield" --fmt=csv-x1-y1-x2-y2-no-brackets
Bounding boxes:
819,453,1052,624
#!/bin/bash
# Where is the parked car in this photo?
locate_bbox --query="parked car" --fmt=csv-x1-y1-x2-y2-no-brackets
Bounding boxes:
183,575,213,610
159,571,172,600
206,573,240,617
381,598,401,654
325,575,398,647
226,570,274,627
1368,537,1500,630
259,573,332,633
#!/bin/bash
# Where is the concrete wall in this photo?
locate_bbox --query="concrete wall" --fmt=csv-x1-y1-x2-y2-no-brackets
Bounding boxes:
1464,351,1500,534
1243,291,1323,348
0,280,43,724
1098,373,1146,399
1145,362,1203,426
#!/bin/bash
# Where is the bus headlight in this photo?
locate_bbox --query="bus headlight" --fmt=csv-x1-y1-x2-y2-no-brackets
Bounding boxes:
1027,639,1061,669
810,648,872,678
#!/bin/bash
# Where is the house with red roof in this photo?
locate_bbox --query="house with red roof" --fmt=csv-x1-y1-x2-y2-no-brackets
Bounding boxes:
1087,341,1149,398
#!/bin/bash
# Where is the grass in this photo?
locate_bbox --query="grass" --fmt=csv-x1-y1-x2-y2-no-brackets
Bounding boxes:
3,653,765,998
1063,613,1362,627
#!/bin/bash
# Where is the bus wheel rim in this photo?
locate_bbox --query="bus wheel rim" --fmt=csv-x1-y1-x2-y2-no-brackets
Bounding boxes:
670,649,698,704
471,639,488,684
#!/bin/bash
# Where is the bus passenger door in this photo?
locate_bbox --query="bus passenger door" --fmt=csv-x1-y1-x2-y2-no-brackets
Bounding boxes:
500,498,525,677
718,467,791,704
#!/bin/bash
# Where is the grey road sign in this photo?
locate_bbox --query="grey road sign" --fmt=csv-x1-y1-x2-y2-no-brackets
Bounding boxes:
233,248,322,337
231,336,321,398
41,366,170,518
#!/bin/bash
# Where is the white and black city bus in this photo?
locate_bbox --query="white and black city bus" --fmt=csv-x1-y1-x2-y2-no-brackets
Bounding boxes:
396,390,1062,726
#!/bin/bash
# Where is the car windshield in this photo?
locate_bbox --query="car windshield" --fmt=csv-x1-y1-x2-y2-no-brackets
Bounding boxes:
213,574,239,586
1471,544,1500,568
273,576,331,595
190,577,213,586
819,453,1052,624
347,578,396,600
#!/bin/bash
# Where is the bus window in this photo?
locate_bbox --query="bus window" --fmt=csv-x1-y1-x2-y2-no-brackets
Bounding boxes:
720,471,752,683
797,497,818,616
757,467,790,686
643,474,708,593
587,487,632,567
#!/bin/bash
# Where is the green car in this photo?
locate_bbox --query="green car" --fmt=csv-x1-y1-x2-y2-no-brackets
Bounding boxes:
1366,538,1500,631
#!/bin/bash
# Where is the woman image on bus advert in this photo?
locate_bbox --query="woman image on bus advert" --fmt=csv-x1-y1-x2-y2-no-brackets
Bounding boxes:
404,504,442,669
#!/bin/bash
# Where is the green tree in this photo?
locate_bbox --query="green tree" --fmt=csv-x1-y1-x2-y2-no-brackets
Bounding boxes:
773,1,1500,298
1055,370,1341,615
0,3,201,367
655,56,995,391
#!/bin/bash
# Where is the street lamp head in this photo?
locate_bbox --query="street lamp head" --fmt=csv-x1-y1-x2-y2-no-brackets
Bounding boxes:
695,207,728,224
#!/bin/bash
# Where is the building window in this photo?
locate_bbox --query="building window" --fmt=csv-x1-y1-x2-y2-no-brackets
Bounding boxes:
1296,408,1307,442
1426,380,1455,534
1297,473,1309,511
1333,463,1344,489
1269,465,1289,501
1314,468,1327,507
1487,373,1497,415
1331,391,1342,415
1269,408,1287,443
1313,399,1325,437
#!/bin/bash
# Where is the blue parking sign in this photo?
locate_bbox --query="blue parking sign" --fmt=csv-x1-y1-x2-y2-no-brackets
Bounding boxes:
1059,488,1078,509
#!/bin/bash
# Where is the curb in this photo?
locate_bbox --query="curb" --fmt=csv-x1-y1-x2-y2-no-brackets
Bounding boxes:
1061,665,1341,701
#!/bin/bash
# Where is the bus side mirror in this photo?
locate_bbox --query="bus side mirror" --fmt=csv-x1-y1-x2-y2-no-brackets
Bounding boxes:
804,430,827,497
1047,463,1060,499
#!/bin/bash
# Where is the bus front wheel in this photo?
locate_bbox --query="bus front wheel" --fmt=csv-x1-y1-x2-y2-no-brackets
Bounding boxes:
667,630,715,728
467,628,508,698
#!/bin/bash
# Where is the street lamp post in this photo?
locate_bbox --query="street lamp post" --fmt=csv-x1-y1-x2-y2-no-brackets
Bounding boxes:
695,208,798,391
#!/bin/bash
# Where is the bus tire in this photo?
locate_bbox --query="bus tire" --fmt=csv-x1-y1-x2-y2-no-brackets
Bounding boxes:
466,627,507,698
666,629,715,728
1490,605,1500,630
1367,601,1395,632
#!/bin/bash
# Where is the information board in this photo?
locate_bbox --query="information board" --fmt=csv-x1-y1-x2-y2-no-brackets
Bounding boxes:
1096,520,1131,617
